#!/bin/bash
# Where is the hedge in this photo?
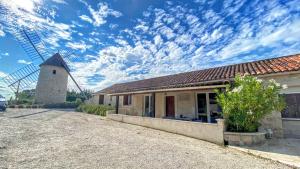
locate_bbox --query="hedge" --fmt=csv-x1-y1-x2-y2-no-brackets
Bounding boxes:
76,104,114,116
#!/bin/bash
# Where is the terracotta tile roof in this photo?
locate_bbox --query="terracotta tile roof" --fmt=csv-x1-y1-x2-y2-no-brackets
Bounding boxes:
100,54,300,94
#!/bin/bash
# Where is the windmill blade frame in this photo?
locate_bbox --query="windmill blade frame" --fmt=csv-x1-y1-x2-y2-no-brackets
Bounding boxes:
2,64,40,99
12,28,50,62
57,52,87,99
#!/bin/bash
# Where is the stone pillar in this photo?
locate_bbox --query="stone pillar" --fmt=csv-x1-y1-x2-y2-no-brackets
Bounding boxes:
206,93,211,123
115,95,119,114
151,92,155,117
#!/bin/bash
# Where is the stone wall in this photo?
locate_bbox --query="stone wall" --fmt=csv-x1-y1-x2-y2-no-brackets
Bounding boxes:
224,132,266,146
35,65,68,104
107,113,225,145
282,118,300,138
259,111,283,138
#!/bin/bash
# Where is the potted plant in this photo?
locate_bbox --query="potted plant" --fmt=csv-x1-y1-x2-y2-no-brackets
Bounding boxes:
216,75,286,145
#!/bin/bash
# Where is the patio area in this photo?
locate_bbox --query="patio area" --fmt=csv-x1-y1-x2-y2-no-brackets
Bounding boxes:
229,138,300,168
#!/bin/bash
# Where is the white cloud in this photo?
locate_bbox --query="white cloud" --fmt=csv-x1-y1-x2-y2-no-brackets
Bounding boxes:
2,52,9,56
18,59,32,64
0,0,73,49
0,0,42,14
218,19,300,60
82,2,122,27
0,71,7,78
0,75,14,99
79,15,93,24
66,41,92,52
51,0,67,4
0,26,5,37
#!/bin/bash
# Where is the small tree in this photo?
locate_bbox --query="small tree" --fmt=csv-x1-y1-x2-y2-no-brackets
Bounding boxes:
216,75,286,132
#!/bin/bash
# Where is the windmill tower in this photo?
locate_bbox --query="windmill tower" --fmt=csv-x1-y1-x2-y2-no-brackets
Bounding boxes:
35,53,69,104
1,28,86,104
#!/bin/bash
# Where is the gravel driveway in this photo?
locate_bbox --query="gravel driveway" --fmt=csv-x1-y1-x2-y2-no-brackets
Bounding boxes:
0,109,291,169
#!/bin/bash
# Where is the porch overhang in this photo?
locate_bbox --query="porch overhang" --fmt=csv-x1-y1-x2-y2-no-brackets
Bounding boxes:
107,84,227,96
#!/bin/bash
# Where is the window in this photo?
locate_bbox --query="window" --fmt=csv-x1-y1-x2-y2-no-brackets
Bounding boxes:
282,94,300,118
99,95,104,105
123,95,132,106
52,70,56,74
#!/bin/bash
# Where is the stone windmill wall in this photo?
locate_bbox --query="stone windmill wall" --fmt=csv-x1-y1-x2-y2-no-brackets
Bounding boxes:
35,53,69,104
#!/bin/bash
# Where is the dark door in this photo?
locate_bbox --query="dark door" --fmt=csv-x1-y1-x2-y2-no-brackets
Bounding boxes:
166,96,175,117
99,95,104,105
282,94,300,118
197,93,207,122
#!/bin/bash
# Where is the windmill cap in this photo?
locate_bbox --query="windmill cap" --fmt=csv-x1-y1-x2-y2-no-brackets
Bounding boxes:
40,53,70,72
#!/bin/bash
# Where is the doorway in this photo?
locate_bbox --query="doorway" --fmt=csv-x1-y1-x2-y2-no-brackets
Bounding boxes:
144,95,152,117
197,93,208,122
166,96,175,118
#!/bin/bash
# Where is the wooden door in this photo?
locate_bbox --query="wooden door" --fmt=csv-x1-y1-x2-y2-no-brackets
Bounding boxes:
166,96,175,117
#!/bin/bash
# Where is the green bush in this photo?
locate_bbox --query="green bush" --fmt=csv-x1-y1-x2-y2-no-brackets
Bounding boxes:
76,104,114,116
75,98,83,105
31,105,38,109
18,105,24,108
216,75,286,132
8,105,15,108
43,102,80,109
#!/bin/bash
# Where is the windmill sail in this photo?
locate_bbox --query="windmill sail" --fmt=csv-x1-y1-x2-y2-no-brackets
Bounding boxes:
12,28,50,62
2,64,39,92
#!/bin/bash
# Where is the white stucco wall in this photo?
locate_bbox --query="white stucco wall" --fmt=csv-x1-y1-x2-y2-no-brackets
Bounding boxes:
35,65,68,104
154,89,215,119
86,94,116,106
259,72,300,138
107,114,225,145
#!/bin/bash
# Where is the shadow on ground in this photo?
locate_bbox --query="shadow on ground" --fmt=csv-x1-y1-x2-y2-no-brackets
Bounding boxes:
243,139,300,157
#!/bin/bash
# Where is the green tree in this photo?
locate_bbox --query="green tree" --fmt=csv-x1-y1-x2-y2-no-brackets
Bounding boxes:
216,75,286,132
66,90,93,102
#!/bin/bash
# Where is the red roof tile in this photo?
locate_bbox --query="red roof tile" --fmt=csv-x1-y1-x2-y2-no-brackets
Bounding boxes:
100,54,300,94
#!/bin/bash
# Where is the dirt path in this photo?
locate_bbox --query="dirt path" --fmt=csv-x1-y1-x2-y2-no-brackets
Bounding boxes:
0,109,292,169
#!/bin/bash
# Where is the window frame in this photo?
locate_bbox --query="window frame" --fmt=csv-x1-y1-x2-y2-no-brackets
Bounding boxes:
123,94,132,106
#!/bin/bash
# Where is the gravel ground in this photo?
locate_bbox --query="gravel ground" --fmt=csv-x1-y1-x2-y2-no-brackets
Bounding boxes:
0,109,292,169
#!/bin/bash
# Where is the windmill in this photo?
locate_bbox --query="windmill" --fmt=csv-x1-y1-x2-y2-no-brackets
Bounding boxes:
2,28,86,104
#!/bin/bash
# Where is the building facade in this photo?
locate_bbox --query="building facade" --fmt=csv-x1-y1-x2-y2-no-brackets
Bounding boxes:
97,54,300,138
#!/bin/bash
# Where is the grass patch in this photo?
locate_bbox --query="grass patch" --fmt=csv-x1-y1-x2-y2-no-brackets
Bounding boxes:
76,104,114,116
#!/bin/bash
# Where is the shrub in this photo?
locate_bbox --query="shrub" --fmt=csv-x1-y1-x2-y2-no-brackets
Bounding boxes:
75,98,83,105
8,105,15,108
43,102,80,109
76,104,114,116
31,105,38,109
216,75,286,132
25,105,31,109
18,105,24,108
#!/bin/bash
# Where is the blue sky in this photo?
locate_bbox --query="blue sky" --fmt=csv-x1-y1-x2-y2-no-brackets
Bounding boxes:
0,0,300,98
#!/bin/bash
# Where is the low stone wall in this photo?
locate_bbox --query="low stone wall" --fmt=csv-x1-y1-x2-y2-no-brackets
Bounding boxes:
224,132,266,146
259,111,283,138
282,118,300,139
107,114,225,145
